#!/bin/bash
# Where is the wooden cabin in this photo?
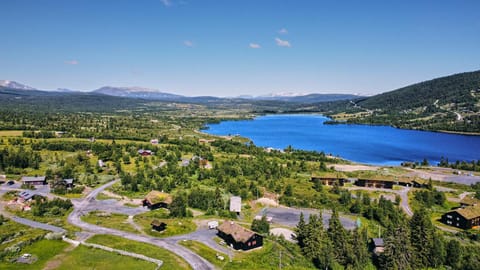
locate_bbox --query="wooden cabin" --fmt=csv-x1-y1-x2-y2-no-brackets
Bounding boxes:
143,191,173,210
355,177,395,189
21,176,46,186
441,206,480,230
311,172,347,186
217,221,263,250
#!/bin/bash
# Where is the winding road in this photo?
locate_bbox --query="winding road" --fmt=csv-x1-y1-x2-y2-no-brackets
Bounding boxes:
68,180,215,270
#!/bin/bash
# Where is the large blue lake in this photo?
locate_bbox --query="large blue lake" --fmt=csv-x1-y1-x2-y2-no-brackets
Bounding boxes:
204,114,480,165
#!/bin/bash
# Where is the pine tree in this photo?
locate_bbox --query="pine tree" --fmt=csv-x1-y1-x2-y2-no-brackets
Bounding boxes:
380,220,413,270
327,208,352,266
295,212,307,248
409,207,435,268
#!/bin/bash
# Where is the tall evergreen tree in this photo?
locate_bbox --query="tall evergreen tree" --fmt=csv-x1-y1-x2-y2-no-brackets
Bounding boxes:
327,208,353,266
379,220,413,270
295,212,307,248
409,207,435,268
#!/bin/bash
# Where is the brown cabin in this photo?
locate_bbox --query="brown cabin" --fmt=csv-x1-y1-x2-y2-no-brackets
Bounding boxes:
143,191,172,210
355,178,394,189
311,173,346,186
21,176,46,186
441,206,480,230
217,221,263,251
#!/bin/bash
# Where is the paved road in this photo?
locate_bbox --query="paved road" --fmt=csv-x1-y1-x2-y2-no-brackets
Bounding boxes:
7,215,66,233
259,207,356,229
68,180,215,270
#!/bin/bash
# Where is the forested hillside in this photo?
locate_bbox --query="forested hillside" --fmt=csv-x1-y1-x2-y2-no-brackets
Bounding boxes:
326,70,480,133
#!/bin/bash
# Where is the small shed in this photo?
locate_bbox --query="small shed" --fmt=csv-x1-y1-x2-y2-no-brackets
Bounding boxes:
229,196,242,214
63,179,74,188
21,176,46,186
151,220,167,231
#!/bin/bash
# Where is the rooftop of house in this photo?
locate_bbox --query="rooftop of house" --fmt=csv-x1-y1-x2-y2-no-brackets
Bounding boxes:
460,196,480,206
454,205,480,220
217,221,256,243
229,196,241,211
311,172,347,179
21,176,46,182
64,179,74,184
372,238,384,247
144,190,172,205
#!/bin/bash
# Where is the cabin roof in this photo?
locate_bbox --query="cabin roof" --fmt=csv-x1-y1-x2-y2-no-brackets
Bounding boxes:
372,238,384,247
217,221,256,243
460,196,480,206
229,196,241,212
144,190,172,205
21,176,46,182
454,205,480,220
311,172,347,179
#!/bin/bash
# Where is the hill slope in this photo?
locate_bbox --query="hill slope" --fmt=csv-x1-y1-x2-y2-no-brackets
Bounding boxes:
327,70,480,133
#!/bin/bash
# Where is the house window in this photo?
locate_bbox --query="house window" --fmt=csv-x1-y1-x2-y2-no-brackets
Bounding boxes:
446,215,452,219
252,241,256,245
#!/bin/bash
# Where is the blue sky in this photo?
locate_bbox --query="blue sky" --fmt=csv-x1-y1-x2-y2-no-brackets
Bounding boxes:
1,0,479,96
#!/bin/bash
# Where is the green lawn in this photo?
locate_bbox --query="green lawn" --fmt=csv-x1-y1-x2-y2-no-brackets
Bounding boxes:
134,210,196,237
179,240,228,268
86,234,191,270
0,239,69,270
224,240,315,270
55,245,157,270
0,218,46,254
81,211,139,234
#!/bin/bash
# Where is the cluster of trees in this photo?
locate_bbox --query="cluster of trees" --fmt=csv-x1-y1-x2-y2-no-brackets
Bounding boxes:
0,146,41,171
379,208,480,270
251,215,270,234
413,189,446,208
295,210,370,269
438,157,480,172
296,207,480,270
31,197,73,217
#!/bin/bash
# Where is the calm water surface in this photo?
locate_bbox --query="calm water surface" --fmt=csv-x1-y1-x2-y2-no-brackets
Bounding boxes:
205,114,480,165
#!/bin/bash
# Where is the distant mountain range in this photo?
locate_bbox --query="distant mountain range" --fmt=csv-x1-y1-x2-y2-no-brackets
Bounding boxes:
0,82,362,103
0,80,36,90
2,70,479,133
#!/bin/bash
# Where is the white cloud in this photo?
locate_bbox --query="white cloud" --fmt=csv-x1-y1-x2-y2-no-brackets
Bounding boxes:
275,37,291,47
249,43,261,49
183,40,194,47
65,60,79,65
160,0,172,7
278,28,288,34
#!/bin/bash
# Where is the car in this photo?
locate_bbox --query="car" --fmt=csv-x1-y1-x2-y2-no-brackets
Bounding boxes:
21,253,32,258
7,180,15,185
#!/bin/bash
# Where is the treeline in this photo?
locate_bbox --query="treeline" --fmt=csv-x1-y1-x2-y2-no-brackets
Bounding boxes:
438,157,480,172
296,207,480,270
0,146,41,171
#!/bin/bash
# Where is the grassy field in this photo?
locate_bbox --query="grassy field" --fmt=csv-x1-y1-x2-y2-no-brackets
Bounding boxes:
0,218,46,254
179,240,229,268
55,245,157,270
81,211,139,234
134,209,196,237
0,130,23,137
86,234,191,270
0,239,69,270
224,240,315,270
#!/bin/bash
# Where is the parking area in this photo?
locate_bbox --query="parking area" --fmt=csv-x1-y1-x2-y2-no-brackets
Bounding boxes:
259,207,356,229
